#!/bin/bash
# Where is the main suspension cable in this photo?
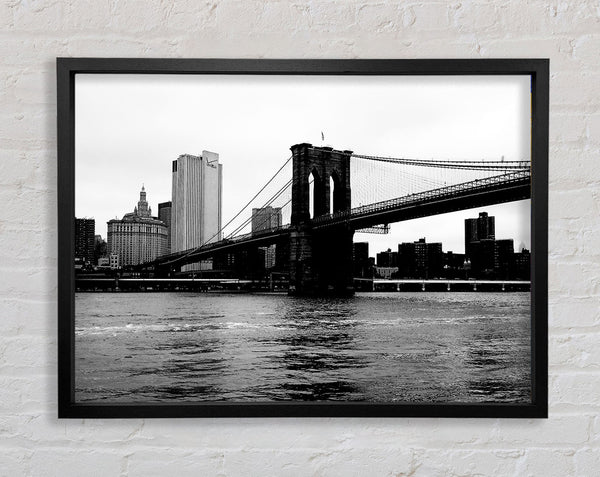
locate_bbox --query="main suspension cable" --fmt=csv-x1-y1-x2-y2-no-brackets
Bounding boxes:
352,153,529,171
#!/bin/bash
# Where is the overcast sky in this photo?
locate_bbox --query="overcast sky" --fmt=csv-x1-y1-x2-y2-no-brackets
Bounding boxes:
75,73,531,255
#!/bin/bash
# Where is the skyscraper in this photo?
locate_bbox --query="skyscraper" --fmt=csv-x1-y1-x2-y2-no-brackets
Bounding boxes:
171,151,223,253
477,212,495,240
158,201,172,253
464,212,498,277
251,207,282,269
107,186,168,266
464,212,495,257
251,206,282,233
352,242,370,278
376,248,398,267
397,237,443,279
93,234,107,265
514,248,531,280
495,238,515,279
464,218,478,255
426,241,443,278
74,218,95,266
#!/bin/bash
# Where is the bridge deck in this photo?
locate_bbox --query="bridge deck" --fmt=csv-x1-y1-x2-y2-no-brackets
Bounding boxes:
142,171,530,269
141,225,291,269
313,171,530,230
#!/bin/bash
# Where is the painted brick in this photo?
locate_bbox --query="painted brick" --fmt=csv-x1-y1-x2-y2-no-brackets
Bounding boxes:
412,448,523,477
125,449,223,477
408,4,454,32
452,2,503,35
548,223,581,258
65,36,179,58
0,449,33,477
224,447,414,477
0,38,69,67
0,335,56,375
493,415,590,446
549,145,600,186
552,71,600,107
63,1,115,31
12,69,56,105
548,261,600,297
549,188,599,220
549,219,600,259
0,150,55,189
587,113,600,144
591,416,600,445
0,229,56,266
551,373,600,407
356,3,403,33
0,376,47,414
479,37,575,71
1,299,55,336
358,37,482,58
551,333,600,369
549,297,600,328
62,419,147,445
574,448,600,477
306,2,357,32
572,34,600,67
98,1,163,33
550,113,587,144
519,449,577,477
30,450,123,477
11,0,67,32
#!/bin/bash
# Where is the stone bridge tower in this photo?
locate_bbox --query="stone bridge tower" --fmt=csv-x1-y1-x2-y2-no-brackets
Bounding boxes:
289,143,354,296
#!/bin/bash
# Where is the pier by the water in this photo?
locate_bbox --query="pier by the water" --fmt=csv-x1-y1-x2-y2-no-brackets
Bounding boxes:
356,278,530,292
76,276,530,293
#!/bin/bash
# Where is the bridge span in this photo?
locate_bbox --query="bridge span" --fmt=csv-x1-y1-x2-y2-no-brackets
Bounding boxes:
137,144,531,296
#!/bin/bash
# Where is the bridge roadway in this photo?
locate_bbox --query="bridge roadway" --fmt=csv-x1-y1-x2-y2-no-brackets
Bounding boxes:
140,225,291,270
141,171,530,270
312,170,530,230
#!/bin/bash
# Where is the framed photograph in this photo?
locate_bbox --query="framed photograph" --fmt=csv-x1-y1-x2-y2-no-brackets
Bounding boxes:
57,58,548,418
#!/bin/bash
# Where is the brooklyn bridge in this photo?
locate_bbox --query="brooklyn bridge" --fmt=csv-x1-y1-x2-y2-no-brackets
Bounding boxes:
135,143,531,295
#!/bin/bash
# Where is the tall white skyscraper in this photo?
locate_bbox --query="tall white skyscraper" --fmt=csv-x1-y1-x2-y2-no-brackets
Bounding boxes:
171,151,223,256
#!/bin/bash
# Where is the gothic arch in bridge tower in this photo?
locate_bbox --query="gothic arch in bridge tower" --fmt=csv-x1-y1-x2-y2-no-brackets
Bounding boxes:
308,168,325,219
329,168,346,213
289,143,354,296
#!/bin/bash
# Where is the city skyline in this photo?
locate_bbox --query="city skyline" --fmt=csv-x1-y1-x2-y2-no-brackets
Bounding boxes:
358,209,530,282
80,193,530,258
366,209,529,260
75,74,531,254
78,198,528,269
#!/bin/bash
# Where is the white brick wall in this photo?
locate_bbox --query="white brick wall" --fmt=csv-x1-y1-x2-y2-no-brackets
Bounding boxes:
1,1,598,475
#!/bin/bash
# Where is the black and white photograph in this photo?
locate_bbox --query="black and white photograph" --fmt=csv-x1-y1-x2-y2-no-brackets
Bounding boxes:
60,60,546,416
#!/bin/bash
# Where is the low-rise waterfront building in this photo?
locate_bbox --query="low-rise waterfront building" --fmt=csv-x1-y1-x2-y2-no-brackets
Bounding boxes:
375,266,399,279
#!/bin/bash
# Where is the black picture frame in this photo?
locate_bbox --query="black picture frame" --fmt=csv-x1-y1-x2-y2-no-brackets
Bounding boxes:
57,58,548,418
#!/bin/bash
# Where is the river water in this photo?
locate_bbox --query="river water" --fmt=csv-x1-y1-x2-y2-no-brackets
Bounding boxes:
75,292,531,403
